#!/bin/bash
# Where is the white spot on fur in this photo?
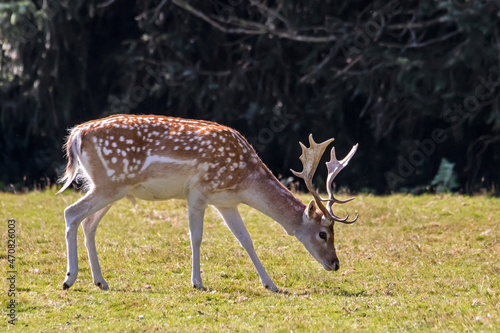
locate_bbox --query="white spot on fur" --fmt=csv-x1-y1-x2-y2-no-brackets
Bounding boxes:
123,159,129,174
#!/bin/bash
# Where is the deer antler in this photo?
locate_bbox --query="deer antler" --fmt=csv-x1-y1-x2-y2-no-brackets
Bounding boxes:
325,144,359,224
291,134,358,225
291,135,334,223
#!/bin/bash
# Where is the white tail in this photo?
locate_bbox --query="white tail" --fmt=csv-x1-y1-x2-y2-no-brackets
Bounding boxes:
58,114,358,292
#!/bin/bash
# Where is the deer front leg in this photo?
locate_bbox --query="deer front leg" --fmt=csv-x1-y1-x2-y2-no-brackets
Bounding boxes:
81,204,113,290
216,207,278,292
188,194,207,290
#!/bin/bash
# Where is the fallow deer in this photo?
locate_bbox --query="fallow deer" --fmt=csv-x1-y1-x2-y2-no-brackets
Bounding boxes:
58,114,358,292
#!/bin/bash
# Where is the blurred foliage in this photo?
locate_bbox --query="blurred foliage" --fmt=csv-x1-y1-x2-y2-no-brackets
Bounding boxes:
431,158,459,193
0,0,499,194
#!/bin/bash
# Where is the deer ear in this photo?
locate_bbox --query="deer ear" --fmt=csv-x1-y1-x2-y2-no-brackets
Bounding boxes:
305,200,320,220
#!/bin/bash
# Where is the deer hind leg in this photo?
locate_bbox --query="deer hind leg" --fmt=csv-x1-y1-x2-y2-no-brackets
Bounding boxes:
63,190,122,290
187,193,207,290
81,204,113,290
215,207,278,292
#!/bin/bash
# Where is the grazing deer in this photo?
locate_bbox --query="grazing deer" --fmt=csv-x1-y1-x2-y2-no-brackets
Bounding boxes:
58,114,358,292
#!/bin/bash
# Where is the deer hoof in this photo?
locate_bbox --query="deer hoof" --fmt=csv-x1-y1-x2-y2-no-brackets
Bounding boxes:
95,281,109,290
193,284,206,291
265,284,279,292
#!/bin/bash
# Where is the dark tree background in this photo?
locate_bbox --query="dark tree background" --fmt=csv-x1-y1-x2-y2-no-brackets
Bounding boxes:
1,0,499,194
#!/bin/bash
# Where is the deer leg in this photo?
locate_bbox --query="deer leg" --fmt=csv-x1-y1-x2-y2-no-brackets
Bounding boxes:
63,190,122,290
216,207,278,292
81,204,113,290
187,193,207,290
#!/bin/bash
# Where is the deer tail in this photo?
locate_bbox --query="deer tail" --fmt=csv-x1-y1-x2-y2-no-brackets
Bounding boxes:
57,129,82,194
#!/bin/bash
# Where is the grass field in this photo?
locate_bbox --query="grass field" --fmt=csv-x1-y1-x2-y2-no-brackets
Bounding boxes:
1,190,499,331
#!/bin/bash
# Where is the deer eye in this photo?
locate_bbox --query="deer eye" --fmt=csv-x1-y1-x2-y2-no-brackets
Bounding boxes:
319,231,327,240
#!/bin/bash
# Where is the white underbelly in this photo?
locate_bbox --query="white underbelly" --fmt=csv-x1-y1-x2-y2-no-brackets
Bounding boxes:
127,177,191,201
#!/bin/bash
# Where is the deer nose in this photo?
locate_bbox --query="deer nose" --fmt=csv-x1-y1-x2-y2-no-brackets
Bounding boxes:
331,259,340,271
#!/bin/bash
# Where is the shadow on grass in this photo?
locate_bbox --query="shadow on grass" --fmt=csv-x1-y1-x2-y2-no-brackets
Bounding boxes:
330,287,367,297
291,286,368,297
60,282,368,298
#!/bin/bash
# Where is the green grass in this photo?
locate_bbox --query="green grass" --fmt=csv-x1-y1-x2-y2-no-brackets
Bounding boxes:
1,190,499,331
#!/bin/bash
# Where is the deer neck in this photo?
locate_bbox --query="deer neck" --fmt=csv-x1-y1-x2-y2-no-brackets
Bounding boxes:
242,168,305,235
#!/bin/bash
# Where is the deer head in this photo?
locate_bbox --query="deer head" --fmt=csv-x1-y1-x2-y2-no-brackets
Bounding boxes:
291,135,358,271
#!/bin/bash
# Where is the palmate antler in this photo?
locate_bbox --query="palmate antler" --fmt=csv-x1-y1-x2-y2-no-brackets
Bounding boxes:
291,135,358,225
